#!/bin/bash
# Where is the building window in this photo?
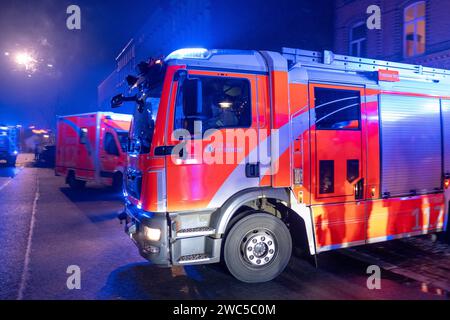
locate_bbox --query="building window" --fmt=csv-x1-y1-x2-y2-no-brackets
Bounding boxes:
404,1,426,57
349,22,367,57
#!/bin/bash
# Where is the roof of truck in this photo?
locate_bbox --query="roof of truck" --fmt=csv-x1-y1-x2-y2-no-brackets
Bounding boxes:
164,48,268,74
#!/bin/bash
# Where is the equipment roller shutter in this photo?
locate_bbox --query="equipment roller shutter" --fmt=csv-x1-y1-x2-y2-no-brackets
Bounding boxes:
443,100,450,176
379,94,442,197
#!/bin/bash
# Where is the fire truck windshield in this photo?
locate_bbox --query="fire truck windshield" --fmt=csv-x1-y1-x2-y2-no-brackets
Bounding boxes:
129,86,161,154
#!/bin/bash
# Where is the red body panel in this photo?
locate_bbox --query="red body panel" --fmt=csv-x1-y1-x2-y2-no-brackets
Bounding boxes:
127,52,449,255
164,69,265,212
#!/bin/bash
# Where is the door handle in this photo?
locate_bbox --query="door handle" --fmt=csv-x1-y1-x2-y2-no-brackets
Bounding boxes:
154,146,175,156
354,178,364,200
154,145,186,159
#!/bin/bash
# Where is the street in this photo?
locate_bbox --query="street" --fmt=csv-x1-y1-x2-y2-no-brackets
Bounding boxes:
0,155,448,300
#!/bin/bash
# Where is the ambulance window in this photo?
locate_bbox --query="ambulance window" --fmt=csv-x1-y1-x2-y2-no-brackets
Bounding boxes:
104,132,120,156
314,88,361,130
175,76,251,135
116,131,128,152
79,128,88,144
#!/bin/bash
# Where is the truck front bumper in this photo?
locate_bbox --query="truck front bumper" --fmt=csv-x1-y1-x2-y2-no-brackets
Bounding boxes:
123,203,171,267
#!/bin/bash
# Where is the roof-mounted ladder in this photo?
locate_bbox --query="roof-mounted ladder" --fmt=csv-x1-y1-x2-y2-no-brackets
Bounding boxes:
281,47,450,83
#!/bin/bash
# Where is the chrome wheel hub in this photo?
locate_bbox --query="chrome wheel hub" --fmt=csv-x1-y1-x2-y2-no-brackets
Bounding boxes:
242,230,276,266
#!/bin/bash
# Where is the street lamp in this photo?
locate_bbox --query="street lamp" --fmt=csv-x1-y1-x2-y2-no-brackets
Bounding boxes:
14,52,36,70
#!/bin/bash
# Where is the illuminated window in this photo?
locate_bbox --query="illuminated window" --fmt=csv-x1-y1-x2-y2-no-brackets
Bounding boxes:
404,2,426,57
349,22,367,57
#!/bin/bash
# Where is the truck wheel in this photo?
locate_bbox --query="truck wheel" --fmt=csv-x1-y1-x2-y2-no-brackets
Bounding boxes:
67,173,86,190
223,212,292,283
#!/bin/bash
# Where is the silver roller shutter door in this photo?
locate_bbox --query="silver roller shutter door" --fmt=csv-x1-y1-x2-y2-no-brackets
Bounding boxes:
379,94,442,197
443,99,450,175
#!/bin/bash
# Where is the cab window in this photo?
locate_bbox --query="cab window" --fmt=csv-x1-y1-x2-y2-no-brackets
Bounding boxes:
174,76,251,135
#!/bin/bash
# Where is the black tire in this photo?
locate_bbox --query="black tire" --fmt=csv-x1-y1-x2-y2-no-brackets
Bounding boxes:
67,172,86,190
223,212,292,283
112,172,123,192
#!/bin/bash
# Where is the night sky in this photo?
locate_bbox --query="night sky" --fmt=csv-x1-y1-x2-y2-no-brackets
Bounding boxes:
0,0,333,129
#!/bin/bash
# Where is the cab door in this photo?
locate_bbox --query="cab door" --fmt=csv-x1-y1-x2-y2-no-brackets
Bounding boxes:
100,130,121,179
309,83,367,251
164,70,260,212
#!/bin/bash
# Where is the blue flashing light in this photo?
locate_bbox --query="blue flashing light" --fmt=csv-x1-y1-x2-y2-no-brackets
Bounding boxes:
165,48,209,61
13,150,18,155
137,202,143,210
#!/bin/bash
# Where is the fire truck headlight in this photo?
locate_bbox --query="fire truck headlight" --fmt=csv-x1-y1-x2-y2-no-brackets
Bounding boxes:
143,226,161,242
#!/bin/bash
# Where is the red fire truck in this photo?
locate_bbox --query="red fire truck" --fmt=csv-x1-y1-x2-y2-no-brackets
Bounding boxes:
56,112,132,190
114,48,450,283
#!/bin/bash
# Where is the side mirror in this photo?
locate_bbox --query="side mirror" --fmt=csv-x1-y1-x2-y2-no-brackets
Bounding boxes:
111,94,140,109
111,94,125,108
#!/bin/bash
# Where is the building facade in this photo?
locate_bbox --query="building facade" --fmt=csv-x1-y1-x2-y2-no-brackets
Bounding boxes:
98,0,334,111
98,0,211,111
334,0,450,68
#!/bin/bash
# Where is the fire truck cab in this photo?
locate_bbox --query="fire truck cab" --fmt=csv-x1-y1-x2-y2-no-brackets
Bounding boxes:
118,48,450,283
56,112,131,190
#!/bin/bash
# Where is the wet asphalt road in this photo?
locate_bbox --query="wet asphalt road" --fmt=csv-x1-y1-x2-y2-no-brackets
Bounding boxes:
0,158,448,300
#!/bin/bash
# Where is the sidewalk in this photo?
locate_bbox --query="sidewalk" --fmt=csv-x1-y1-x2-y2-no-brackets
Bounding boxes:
341,235,450,294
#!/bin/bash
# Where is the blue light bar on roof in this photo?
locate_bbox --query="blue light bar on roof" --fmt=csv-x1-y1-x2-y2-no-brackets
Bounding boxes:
165,48,209,61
